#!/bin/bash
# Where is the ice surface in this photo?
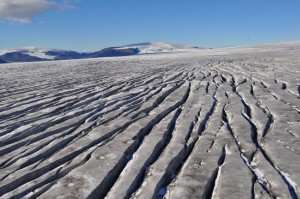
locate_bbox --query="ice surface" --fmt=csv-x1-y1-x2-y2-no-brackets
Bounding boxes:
0,41,299,199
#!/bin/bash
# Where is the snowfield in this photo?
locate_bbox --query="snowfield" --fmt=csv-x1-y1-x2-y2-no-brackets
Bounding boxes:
0,42,299,199
116,42,199,54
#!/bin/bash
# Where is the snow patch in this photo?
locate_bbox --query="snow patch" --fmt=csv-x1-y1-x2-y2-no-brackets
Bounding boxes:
280,171,298,190
225,143,231,155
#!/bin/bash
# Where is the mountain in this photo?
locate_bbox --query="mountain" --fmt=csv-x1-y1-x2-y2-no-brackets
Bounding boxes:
45,50,86,60
0,59,7,64
116,42,199,54
0,52,48,62
0,47,61,60
0,47,62,62
88,47,139,58
0,42,199,63
0,46,140,62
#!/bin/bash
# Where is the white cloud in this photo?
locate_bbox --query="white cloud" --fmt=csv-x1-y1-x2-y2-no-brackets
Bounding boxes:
0,0,74,23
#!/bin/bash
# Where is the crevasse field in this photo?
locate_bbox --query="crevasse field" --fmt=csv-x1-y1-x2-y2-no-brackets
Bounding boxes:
0,42,299,199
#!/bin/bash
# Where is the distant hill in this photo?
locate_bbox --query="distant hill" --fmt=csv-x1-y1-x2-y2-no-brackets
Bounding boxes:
88,47,140,58
116,42,200,54
0,52,48,62
0,42,200,63
45,50,86,60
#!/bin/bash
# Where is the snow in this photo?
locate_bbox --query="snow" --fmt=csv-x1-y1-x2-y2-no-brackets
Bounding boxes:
282,172,297,190
225,144,231,155
0,46,66,60
0,41,299,199
0,42,200,62
116,42,199,54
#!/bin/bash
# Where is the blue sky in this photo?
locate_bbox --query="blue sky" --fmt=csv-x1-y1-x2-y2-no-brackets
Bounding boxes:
0,0,300,51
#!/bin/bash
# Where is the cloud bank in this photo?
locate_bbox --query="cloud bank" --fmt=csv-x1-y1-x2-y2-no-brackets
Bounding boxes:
0,0,73,23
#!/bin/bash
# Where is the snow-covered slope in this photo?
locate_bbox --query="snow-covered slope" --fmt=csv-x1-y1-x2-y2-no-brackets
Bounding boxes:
0,41,300,198
0,47,66,60
116,42,199,54
0,42,201,63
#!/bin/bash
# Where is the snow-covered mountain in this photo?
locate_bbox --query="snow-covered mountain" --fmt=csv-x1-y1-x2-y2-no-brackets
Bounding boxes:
116,42,199,54
0,47,64,60
0,47,80,62
0,42,200,63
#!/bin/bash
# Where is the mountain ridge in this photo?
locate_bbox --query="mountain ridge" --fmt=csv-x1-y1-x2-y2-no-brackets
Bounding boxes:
0,42,198,63
0,59,7,63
